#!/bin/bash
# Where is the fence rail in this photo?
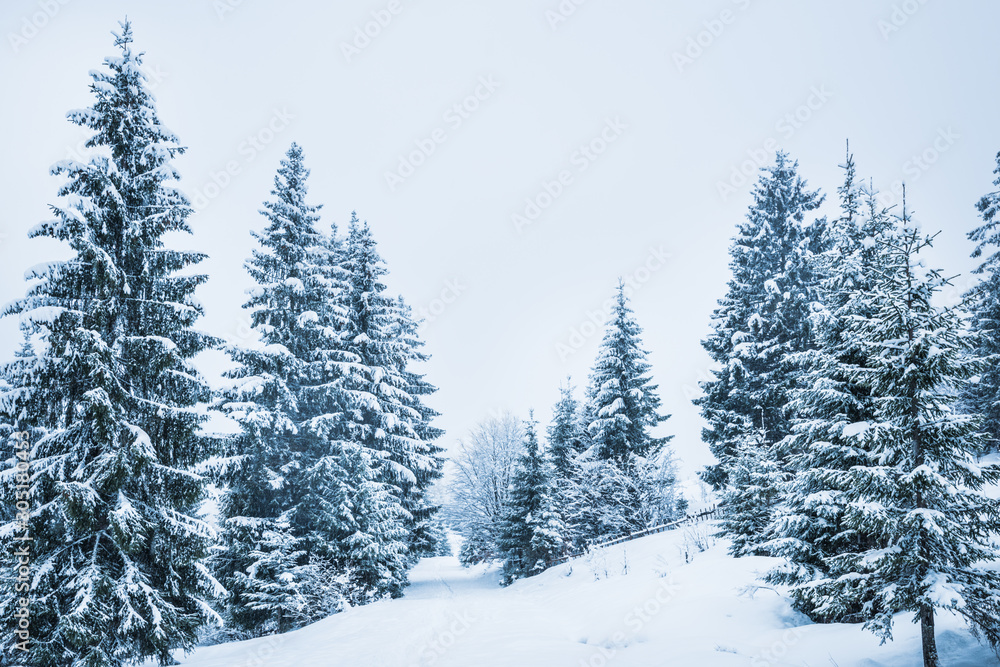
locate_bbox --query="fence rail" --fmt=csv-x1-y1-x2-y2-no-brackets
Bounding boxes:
549,505,718,567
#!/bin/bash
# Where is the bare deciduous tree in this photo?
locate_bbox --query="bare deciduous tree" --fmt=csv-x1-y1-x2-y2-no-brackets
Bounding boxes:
445,412,525,564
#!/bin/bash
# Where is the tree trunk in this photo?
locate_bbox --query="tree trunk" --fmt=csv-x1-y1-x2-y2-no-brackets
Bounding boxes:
899,232,940,667
920,602,939,667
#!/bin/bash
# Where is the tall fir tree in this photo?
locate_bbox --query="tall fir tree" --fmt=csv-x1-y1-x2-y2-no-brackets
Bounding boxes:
697,151,827,489
787,208,1000,667
219,195,441,619
569,283,678,541
964,151,1000,451
214,144,348,637
547,381,583,481
0,22,221,666
337,216,444,577
391,294,446,558
762,149,896,612
497,417,567,585
587,283,670,467
545,381,586,547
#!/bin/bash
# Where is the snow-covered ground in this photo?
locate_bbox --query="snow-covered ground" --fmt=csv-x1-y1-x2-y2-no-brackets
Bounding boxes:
169,522,999,667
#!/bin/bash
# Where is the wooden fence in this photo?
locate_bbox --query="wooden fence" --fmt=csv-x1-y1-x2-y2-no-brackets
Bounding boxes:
549,505,718,567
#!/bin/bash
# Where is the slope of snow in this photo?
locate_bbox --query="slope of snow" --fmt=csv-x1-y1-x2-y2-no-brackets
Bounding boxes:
170,524,999,667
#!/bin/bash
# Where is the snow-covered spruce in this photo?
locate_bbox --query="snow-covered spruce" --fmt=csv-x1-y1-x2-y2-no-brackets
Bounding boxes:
497,416,567,585
570,284,681,542
545,381,589,550
213,143,349,637
964,150,1000,453
215,147,444,635
586,283,669,466
696,151,827,492
0,22,221,667
761,148,898,616
716,425,783,558
336,215,445,580
547,380,586,483
776,208,1000,666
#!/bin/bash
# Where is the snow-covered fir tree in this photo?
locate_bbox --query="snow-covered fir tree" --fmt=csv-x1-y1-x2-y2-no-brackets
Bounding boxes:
0,331,48,653
335,443,410,604
587,283,670,467
964,150,1000,452
569,454,681,542
215,143,349,637
716,423,783,557
224,208,442,608
696,151,827,490
0,22,221,666
762,149,897,615
786,209,1000,667
217,150,443,627
547,380,585,481
568,284,679,542
390,294,447,558
545,381,587,548
497,417,567,585
425,511,453,557
337,216,444,577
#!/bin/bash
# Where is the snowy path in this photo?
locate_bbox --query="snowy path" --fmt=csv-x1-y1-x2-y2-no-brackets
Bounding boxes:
172,528,1000,667
402,556,502,600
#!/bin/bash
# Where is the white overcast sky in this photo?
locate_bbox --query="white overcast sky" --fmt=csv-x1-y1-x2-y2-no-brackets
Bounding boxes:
1,0,999,479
